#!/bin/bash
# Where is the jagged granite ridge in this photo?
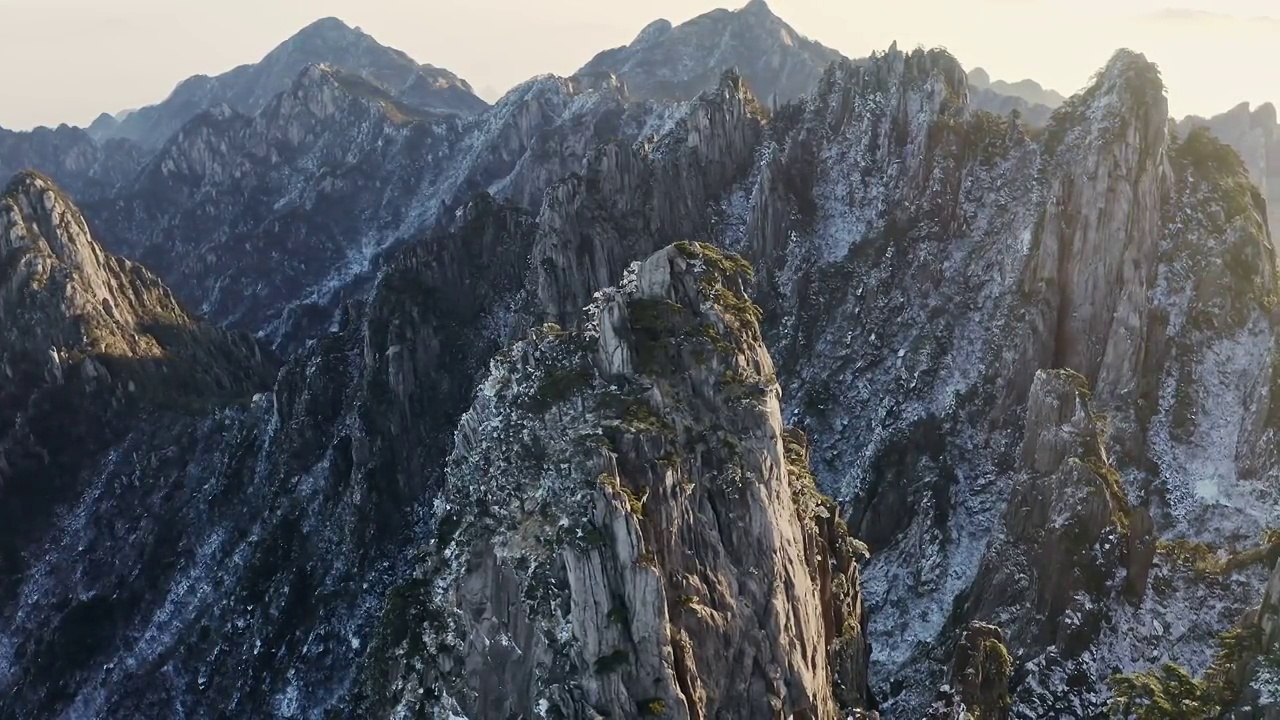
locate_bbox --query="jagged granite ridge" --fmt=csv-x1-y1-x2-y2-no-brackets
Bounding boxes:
0,189,538,718
86,64,663,348
96,17,488,149
0,125,146,200
528,42,1280,715
356,242,874,719
1180,102,1280,258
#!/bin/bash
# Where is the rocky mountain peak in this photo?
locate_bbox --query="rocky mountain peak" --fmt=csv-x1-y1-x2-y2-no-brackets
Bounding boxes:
290,16,359,42
0,171,272,403
632,18,673,46
97,17,486,149
358,242,874,718
577,0,843,105
3,171,103,272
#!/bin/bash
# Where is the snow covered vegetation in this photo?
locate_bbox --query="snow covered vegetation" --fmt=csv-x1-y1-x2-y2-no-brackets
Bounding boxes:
3,2,1280,718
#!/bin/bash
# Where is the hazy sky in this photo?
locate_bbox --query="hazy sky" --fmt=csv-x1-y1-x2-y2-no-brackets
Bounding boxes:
1,0,1277,130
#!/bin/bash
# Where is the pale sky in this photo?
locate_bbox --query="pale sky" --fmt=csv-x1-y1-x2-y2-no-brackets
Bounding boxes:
1,0,1277,130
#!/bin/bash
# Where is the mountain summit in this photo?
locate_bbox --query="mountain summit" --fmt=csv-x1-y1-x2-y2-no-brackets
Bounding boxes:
578,0,843,104
94,17,487,148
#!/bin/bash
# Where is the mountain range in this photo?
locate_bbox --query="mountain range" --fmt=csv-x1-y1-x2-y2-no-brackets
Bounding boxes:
3,2,1280,718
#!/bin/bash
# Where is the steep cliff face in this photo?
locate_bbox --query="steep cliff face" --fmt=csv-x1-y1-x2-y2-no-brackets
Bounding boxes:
533,71,765,325
726,46,1280,716
5,14,1280,719
86,65,649,347
97,17,488,149
0,188,539,718
578,0,843,106
358,243,873,719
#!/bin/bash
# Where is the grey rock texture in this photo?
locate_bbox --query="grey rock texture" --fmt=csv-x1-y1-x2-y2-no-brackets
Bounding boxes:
1181,102,1280,258
0,186,539,718
925,622,1013,720
0,124,145,200
533,71,765,325
529,42,1280,715
357,242,873,719
578,0,843,106
97,17,488,149
85,64,654,347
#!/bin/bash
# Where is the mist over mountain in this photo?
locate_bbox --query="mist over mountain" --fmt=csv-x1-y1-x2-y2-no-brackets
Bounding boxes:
3,3,1280,719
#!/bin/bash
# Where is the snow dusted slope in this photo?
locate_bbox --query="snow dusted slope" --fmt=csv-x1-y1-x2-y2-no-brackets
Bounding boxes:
86,66,662,348
527,44,1280,715
99,17,488,149
744,48,1280,716
1180,102,1280,262
0,188,539,718
7,12,1280,718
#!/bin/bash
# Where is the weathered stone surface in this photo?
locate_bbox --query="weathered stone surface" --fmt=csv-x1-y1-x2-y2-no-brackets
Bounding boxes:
96,17,487,150
0,125,145,200
533,71,765,325
357,243,874,719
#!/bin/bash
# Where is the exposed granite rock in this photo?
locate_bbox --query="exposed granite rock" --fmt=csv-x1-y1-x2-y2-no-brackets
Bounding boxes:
88,64,654,349
98,17,487,149
0,169,275,648
1220,559,1280,718
926,622,1013,720
968,371,1147,657
578,0,843,106
4,16,1280,720
689,45,1280,715
357,243,874,719
533,70,765,325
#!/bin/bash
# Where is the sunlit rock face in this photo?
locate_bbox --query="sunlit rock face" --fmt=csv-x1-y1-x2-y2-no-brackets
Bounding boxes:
356,243,874,720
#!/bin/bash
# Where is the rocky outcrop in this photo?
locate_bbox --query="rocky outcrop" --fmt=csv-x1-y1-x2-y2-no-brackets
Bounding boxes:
0,187,541,718
1180,102,1280,253
0,169,274,629
926,623,1013,720
5,11,1280,719
97,17,487,149
682,45,1280,716
357,243,873,719
0,124,145,200
968,371,1149,655
533,70,765,325
578,0,843,106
